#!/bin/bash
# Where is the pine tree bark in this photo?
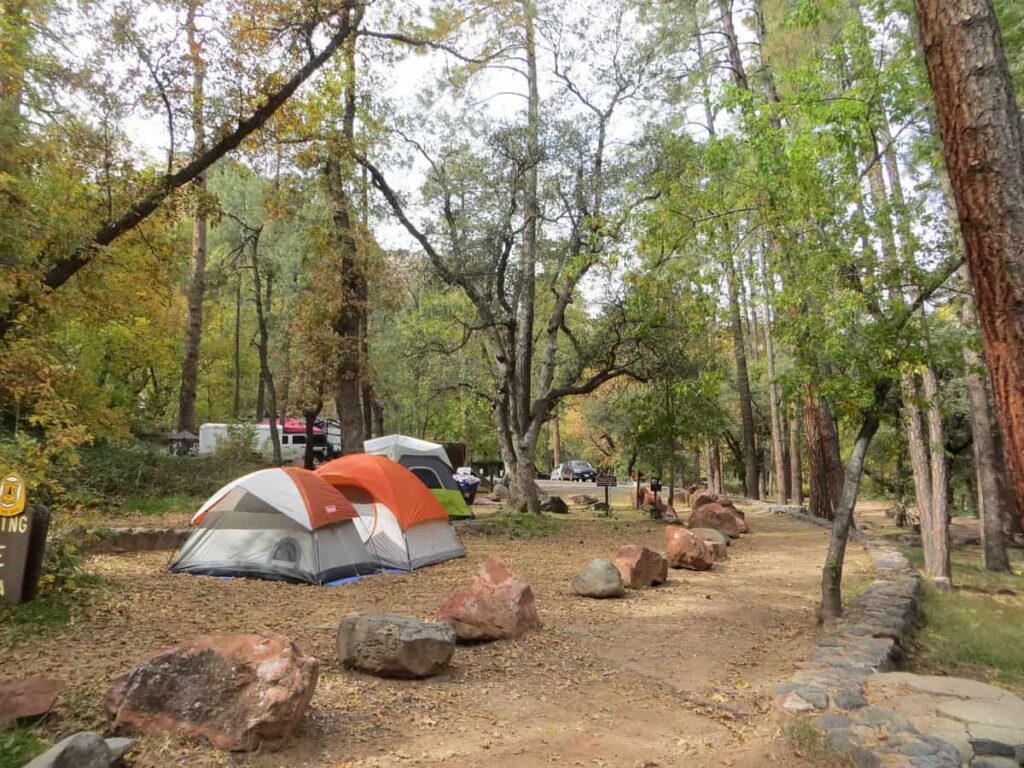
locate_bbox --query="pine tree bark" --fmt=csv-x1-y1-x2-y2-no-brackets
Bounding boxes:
176,0,206,434
805,387,842,519
914,0,1024,532
962,270,1013,571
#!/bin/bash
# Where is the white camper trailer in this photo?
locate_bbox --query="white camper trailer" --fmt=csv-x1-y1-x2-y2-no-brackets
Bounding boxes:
197,421,329,461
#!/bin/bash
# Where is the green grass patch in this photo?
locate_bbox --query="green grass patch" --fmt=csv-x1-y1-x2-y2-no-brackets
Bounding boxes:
895,541,1024,692
915,582,1024,691
0,573,103,639
118,493,202,517
0,728,48,768
784,720,857,766
477,512,566,539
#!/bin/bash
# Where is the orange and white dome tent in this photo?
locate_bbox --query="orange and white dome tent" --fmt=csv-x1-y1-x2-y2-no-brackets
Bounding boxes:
316,454,466,571
170,467,376,584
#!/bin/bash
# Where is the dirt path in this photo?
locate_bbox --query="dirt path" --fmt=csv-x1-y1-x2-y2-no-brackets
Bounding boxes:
7,505,875,767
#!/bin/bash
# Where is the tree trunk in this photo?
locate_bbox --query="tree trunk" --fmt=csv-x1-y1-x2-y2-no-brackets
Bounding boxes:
250,241,280,464
303,409,319,470
962,273,1013,571
176,0,206,434
232,272,242,419
256,372,265,421
820,410,881,620
759,245,786,502
914,0,1024,532
789,409,803,505
551,406,562,467
505,0,542,515
902,373,934,519
726,253,758,499
372,399,384,438
327,4,366,455
921,364,952,586
805,388,842,519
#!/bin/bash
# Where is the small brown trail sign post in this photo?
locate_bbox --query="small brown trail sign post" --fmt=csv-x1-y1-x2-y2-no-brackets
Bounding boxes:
0,472,50,605
596,473,617,512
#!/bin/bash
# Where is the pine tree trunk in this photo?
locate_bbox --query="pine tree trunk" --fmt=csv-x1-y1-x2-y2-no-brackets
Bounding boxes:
789,409,803,505
914,0,1024,533
805,388,842,519
176,0,206,434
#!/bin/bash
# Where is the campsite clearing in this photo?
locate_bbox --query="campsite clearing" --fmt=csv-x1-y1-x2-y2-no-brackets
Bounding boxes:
3,505,873,767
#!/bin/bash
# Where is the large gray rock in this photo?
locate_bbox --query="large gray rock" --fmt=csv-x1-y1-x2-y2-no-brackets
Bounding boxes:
540,496,569,514
689,527,731,546
25,732,111,768
571,559,626,598
338,613,455,678
492,482,509,498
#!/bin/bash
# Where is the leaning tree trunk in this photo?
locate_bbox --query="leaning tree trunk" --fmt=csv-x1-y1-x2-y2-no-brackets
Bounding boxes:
176,0,207,434
914,0,1024,532
820,410,882,620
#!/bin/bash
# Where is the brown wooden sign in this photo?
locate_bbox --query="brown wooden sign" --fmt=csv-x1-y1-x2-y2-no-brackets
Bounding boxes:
0,490,50,606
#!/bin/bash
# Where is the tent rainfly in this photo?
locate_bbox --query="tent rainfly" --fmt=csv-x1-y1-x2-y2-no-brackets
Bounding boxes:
170,467,376,584
363,434,470,518
316,454,466,571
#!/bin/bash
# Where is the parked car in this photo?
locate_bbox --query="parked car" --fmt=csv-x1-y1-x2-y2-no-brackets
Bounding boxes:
550,460,597,481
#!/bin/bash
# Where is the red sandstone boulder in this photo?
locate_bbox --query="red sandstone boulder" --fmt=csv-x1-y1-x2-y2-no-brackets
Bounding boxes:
0,678,64,728
688,502,749,536
690,490,719,511
629,485,659,508
106,633,318,752
665,527,714,571
613,545,668,588
438,557,541,641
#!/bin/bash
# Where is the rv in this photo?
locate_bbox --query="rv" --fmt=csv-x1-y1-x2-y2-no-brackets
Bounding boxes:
198,420,331,462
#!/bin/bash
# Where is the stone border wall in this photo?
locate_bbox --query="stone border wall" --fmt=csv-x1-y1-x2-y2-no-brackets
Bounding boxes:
74,527,190,554
771,506,962,768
